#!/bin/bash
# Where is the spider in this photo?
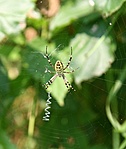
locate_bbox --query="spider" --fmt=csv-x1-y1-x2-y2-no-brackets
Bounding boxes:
43,46,76,91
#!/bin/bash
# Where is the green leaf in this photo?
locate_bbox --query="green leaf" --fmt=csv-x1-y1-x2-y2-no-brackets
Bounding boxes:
22,46,46,81
0,59,9,97
50,0,94,31
71,32,116,84
94,0,126,17
0,0,34,40
0,129,17,149
91,144,109,149
46,74,73,106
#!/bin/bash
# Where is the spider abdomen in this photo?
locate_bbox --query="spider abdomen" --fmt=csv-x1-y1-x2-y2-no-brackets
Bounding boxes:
55,60,64,74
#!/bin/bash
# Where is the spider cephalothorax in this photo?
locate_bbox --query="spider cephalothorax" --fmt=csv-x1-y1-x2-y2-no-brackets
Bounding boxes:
43,46,76,91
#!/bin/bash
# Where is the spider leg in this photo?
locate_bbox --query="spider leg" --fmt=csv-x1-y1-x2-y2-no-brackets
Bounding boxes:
44,68,55,74
64,67,79,74
64,69,76,74
45,46,54,68
43,74,58,89
64,70,75,74
63,47,72,70
62,74,75,91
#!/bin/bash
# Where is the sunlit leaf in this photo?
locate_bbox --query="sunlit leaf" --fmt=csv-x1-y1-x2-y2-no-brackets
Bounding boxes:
0,31,5,41
94,0,126,17
71,33,116,84
0,0,34,40
50,0,94,31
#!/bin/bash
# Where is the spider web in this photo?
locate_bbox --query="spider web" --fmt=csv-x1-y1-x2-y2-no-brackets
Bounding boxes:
36,16,126,149
30,16,126,149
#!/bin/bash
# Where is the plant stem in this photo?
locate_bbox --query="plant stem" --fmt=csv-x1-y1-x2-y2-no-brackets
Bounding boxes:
28,85,38,137
106,64,126,148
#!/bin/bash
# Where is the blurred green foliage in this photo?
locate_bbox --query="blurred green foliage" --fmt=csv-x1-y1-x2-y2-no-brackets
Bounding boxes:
0,0,126,149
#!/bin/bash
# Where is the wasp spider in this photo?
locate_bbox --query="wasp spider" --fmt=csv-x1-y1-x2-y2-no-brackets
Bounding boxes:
43,46,76,91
